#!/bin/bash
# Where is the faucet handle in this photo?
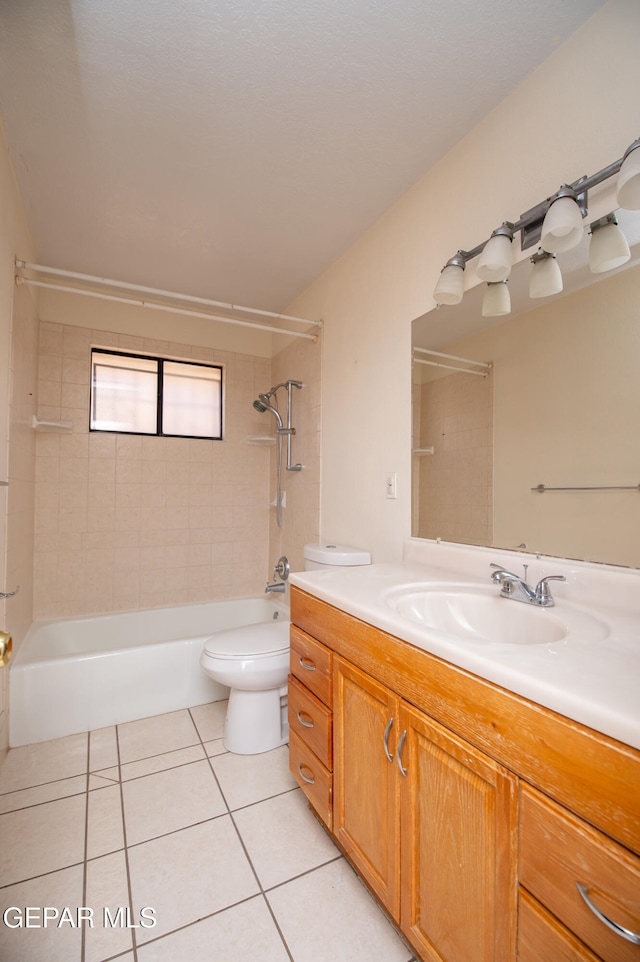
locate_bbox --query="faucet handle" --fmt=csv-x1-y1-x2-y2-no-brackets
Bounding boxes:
273,556,290,581
534,574,566,606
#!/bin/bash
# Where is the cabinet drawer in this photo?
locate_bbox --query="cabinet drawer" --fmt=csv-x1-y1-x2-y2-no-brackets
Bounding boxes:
518,889,602,962
290,626,332,706
289,729,332,830
288,674,332,769
519,784,640,962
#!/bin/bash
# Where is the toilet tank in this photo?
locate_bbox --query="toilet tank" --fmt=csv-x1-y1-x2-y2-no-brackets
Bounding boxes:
303,543,371,571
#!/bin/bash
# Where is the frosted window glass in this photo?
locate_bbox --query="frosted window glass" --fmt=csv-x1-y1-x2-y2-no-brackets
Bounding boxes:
91,353,158,433
90,350,223,439
162,362,222,438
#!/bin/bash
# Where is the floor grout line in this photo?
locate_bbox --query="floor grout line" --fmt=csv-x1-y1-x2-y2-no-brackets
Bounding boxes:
1,703,413,962
190,704,297,962
80,733,91,962
115,722,139,962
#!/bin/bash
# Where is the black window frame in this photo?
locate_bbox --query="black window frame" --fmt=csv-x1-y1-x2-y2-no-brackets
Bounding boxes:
89,348,224,440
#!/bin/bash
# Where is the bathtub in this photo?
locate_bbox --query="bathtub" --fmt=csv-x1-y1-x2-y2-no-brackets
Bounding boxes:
10,597,289,747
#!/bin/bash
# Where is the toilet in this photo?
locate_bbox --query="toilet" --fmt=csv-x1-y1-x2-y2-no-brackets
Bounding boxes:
200,543,371,754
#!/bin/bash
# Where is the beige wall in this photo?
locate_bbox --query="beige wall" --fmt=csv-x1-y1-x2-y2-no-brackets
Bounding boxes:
0,117,39,760
284,0,640,564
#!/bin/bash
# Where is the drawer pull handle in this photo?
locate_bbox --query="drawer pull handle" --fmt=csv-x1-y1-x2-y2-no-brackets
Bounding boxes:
297,710,314,728
298,763,315,785
397,730,408,776
299,656,316,671
383,717,394,762
576,883,640,945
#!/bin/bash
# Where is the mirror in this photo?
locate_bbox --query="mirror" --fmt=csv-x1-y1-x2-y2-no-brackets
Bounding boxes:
412,208,640,568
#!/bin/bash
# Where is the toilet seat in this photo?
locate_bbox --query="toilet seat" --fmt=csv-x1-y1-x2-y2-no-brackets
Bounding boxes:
203,620,289,659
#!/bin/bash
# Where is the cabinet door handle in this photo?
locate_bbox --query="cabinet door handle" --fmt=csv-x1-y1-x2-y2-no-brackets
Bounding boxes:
383,717,394,762
299,656,316,671
397,730,408,776
298,763,315,784
297,710,314,728
576,883,640,944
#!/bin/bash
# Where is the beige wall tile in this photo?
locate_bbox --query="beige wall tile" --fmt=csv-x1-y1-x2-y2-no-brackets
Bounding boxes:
33,321,286,617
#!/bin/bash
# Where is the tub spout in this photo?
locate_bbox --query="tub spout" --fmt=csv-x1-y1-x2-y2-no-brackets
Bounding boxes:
265,582,286,594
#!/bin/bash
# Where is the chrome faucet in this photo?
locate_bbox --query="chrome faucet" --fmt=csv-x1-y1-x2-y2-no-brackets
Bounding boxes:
264,581,286,594
490,563,566,607
265,556,290,595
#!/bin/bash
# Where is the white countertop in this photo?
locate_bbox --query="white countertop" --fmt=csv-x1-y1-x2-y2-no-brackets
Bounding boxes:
290,539,640,751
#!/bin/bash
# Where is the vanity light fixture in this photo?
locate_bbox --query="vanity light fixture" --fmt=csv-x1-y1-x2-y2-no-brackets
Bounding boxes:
588,213,631,274
433,253,466,305
540,186,585,254
529,250,563,298
476,224,514,282
432,135,640,312
482,281,510,317
616,138,640,209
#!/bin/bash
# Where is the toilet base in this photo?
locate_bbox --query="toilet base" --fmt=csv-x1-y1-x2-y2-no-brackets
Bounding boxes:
223,685,289,754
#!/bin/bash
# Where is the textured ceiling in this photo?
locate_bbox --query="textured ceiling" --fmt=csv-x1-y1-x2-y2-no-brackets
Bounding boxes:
0,0,606,312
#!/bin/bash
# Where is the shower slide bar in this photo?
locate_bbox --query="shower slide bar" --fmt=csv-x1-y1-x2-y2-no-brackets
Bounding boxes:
16,261,321,328
532,483,640,493
16,278,318,341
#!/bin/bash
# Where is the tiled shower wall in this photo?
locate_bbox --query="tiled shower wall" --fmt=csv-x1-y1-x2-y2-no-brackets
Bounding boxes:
414,370,493,546
33,321,280,620
2,281,38,754
269,334,321,575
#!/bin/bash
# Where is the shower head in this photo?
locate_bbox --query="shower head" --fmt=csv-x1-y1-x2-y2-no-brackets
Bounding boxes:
253,395,283,429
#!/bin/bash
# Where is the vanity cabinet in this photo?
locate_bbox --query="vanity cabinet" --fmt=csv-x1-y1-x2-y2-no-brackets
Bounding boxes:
289,586,640,962
518,784,640,962
333,655,516,962
398,700,516,962
288,625,334,829
333,657,401,917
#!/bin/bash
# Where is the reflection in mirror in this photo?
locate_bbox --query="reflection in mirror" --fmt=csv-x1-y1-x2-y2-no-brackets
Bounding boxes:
412,210,640,568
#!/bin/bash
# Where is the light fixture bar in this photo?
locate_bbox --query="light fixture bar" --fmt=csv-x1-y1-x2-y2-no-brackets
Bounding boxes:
14,260,321,328
438,137,640,271
15,278,318,341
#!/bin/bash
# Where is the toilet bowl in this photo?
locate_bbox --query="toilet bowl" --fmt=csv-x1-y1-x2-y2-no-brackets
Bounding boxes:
201,620,290,755
200,543,371,754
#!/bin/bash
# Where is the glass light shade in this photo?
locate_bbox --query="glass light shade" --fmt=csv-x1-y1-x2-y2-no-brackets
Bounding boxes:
433,264,464,305
482,281,510,317
476,233,513,282
589,222,630,274
540,195,584,253
616,144,640,210
529,254,563,298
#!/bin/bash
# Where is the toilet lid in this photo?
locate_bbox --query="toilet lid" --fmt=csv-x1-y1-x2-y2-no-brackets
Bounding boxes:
203,619,290,659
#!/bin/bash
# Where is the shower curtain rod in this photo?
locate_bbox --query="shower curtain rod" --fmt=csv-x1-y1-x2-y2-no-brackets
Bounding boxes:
15,260,321,329
412,346,491,377
412,357,489,377
413,346,491,369
16,278,318,341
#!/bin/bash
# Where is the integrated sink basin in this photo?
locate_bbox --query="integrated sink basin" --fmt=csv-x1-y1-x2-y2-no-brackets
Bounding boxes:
383,583,608,646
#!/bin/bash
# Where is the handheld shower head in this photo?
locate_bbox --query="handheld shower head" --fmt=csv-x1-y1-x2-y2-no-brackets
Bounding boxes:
253,395,284,430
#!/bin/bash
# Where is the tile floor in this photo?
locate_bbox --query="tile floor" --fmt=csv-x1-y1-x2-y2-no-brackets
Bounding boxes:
0,701,416,962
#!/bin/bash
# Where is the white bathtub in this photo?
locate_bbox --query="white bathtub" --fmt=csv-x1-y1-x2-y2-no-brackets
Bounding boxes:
10,597,289,747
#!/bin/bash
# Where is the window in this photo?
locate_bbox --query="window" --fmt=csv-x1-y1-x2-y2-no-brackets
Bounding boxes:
90,349,223,439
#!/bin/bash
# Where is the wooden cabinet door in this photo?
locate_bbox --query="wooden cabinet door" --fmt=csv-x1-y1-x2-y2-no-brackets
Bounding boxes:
333,656,401,920
399,702,517,962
